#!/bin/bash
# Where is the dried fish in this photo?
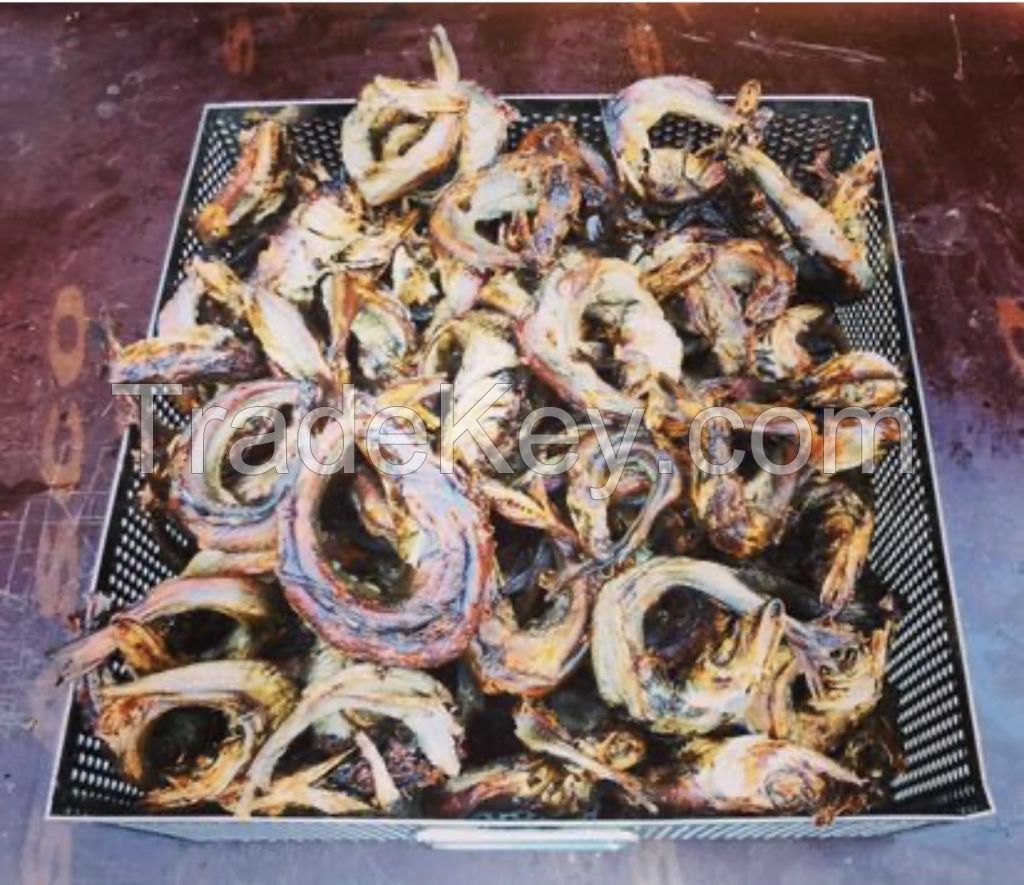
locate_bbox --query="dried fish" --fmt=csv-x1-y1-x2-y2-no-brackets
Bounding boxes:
278,412,496,667
95,660,296,808
50,576,282,682
237,663,462,815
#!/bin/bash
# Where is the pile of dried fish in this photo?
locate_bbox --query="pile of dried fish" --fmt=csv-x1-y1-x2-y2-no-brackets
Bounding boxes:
58,26,907,822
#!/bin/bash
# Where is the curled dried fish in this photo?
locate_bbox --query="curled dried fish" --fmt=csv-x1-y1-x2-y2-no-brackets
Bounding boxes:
751,304,838,382
477,476,577,547
647,735,865,818
469,569,595,697
430,152,580,270
347,275,418,385
765,617,895,753
196,118,293,246
641,235,795,374
517,121,615,213
95,660,296,808
518,253,682,418
168,379,315,552
110,325,263,385
156,259,243,337
254,188,414,304
690,417,800,559
603,76,748,203
341,26,465,205
591,557,850,735
419,309,521,470
730,145,880,295
566,430,682,564
513,700,655,811
278,411,495,667
812,412,905,473
220,752,371,817
237,663,462,816
802,351,905,409
93,35,905,824
791,475,875,614
457,80,518,174
50,576,282,682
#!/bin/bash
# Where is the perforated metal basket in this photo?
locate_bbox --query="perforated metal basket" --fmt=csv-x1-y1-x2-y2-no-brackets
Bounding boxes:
46,97,992,846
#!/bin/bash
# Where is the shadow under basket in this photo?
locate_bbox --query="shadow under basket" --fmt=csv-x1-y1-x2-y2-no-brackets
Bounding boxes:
46,96,992,847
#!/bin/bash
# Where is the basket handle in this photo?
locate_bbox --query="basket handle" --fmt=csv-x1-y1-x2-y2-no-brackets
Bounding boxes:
416,826,638,852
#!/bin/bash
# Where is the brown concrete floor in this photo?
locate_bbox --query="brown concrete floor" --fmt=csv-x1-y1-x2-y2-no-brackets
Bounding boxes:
0,4,1021,883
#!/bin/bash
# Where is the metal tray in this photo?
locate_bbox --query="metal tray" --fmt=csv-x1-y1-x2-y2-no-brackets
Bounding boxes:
46,96,993,846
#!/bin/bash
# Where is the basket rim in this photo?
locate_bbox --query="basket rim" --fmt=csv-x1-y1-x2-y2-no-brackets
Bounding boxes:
865,100,994,819
198,93,876,111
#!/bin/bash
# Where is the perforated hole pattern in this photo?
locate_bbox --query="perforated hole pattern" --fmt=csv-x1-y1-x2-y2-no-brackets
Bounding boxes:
49,99,989,827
